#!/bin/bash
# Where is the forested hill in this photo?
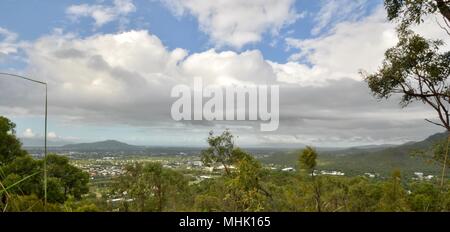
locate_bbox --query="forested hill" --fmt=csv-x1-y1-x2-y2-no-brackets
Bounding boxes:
260,132,448,176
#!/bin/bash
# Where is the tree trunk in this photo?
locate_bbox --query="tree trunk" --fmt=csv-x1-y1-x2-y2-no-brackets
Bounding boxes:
222,162,230,175
157,184,163,212
314,183,322,212
436,0,450,23
440,133,450,188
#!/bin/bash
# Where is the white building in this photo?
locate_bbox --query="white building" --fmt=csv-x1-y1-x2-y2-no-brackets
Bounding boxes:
282,167,296,172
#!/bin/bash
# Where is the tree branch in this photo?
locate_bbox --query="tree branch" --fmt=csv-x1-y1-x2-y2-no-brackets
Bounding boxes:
425,118,447,128
436,0,450,23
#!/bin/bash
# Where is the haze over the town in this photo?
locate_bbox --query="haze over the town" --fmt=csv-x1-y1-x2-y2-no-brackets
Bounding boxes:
1,0,449,147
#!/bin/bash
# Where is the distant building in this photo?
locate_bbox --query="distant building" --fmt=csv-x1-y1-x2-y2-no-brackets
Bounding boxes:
414,172,424,179
364,173,376,178
282,167,295,172
214,165,236,171
413,172,434,181
192,161,203,167
320,170,345,176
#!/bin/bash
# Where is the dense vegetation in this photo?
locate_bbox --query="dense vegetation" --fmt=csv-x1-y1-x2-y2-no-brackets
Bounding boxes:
0,116,90,211
1,118,450,212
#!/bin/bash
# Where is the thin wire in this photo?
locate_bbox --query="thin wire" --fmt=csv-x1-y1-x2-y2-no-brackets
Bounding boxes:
0,72,48,207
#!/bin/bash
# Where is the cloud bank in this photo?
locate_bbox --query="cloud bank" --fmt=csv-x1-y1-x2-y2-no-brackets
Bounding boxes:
1,3,449,147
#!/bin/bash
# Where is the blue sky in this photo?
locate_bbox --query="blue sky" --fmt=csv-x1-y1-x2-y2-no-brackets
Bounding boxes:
0,0,380,62
0,0,445,147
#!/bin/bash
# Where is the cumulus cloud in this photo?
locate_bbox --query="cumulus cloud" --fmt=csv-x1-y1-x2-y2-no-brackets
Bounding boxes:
1,5,449,146
18,129,77,146
285,7,397,85
284,7,450,86
66,0,136,28
181,49,276,86
22,128,36,138
161,0,300,48
47,132,57,139
22,128,60,139
20,30,187,126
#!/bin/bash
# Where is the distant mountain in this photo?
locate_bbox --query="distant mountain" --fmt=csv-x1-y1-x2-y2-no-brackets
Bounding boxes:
260,132,448,175
61,140,144,151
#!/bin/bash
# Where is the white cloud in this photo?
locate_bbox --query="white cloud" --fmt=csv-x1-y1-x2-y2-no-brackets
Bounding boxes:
312,0,369,35
17,129,79,146
66,0,136,28
23,128,36,138
47,132,57,139
161,0,300,48
284,7,397,85
23,30,186,123
283,7,450,86
180,49,276,86
0,27,20,57
2,6,450,146
16,30,281,129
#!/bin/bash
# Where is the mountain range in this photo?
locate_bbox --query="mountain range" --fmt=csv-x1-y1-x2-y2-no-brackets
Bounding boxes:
260,132,448,175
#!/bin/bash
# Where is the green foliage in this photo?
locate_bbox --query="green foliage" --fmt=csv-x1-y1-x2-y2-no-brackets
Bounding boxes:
1,194,62,212
378,170,409,211
431,137,450,167
112,162,188,212
2,156,43,196
0,116,27,166
225,151,269,212
298,146,318,174
347,178,383,212
46,154,90,200
408,181,441,211
365,29,450,107
384,0,442,26
201,129,244,175
0,116,90,211
368,1,450,187
2,117,450,212
63,196,101,212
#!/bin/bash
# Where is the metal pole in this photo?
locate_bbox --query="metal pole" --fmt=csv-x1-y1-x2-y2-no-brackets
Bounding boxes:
44,84,48,206
0,72,48,206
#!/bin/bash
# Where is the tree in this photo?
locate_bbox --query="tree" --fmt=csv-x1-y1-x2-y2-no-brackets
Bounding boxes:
298,147,323,212
385,0,450,31
201,129,243,175
226,151,270,212
2,156,42,197
142,162,184,212
298,146,318,176
364,29,450,130
0,116,27,166
196,131,271,212
45,154,89,200
113,162,188,212
408,181,441,211
347,178,383,212
362,28,450,186
1,154,90,204
379,170,409,211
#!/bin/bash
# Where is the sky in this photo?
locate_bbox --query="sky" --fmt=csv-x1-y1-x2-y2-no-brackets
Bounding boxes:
0,0,449,148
